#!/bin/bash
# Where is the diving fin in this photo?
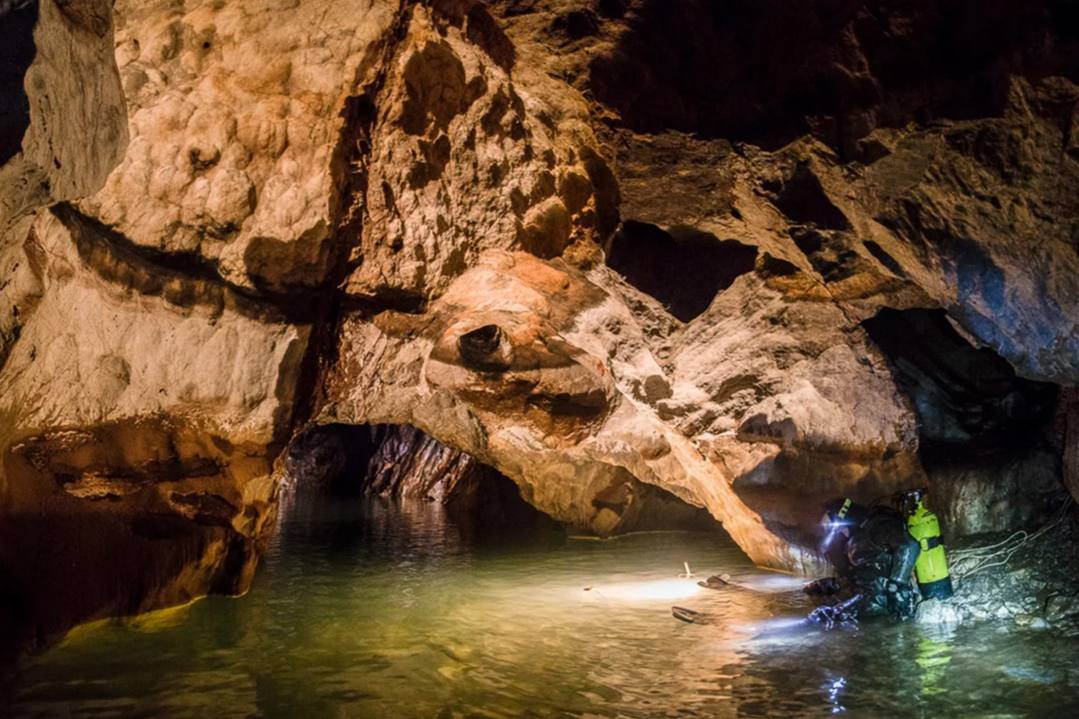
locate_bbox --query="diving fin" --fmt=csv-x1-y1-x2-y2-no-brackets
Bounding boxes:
671,606,718,624
698,574,733,590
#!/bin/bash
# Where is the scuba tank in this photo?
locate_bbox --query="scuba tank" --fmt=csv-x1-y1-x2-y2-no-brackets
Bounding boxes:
897,488,954,600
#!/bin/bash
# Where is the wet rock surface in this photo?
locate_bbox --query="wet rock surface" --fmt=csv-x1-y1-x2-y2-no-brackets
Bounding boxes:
917,506,1079,635
1,0,1079,657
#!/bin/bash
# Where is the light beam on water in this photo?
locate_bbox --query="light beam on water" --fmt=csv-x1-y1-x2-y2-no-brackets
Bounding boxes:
4,495,1079,718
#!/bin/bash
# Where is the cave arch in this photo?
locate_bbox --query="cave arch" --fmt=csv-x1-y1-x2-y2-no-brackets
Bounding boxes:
283,423,724,538
282,423,559,537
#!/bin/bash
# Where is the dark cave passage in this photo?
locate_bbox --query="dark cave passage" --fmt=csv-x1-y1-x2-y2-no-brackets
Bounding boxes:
0,0,38,164
284,422,725,538
283,423,558,538
605,220,757,321
862,308,1058,455
862,307,1066,535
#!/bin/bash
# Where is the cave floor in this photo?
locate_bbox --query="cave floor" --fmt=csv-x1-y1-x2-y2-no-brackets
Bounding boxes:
4,496,1079,718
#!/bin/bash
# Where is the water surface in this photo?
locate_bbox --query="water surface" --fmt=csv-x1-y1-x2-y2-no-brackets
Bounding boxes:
5,495,1079,717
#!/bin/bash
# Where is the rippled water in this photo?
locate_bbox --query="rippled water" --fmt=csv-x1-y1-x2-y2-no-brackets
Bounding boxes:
5,495,1079,718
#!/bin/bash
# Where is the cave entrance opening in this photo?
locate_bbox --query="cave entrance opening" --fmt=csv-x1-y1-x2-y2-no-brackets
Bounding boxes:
280,423,731,546
281,423,559,541
861,307,1066,537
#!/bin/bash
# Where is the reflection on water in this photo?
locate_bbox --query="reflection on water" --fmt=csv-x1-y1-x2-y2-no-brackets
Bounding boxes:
4,495,1079,717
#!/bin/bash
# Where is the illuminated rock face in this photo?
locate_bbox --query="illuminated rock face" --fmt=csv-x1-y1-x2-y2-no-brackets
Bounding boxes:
0,207,306,656
1,0,1078,653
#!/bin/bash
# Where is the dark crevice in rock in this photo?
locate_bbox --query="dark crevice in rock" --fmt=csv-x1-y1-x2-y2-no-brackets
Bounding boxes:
790,227,862,283
458,324,513,372
339,291,429,316
770,164,850,230
862,308,1059,456
53,203,322,325
862,239,906,277
605,220,757,321
0,0,37,165
286,2,420,436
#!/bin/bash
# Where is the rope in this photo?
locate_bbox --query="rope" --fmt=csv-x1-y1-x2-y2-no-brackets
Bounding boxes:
949,498,1074,581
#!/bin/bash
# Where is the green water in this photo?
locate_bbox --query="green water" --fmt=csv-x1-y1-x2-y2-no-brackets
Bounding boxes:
4,495,1079,718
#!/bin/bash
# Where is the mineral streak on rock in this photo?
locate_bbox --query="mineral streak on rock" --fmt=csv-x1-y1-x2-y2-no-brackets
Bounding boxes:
2,0,1079,656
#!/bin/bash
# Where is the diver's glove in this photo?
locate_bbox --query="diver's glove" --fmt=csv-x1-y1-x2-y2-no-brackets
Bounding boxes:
804,577,841,596
884,581,917,620
807,593,863,630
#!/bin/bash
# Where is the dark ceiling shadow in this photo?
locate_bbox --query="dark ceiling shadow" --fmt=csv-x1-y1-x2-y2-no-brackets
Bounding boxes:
589,0,1079,155
0,0,39,165
605,220,757,321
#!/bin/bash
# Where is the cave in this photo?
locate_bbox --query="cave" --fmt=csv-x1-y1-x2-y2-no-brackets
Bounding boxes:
862,308,1066,536
282,423,562,539
3,0,1079,716
283,423,723,539
605,220,757,321
862,308,1059,455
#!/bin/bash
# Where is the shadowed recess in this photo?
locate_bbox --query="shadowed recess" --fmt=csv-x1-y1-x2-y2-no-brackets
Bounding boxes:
862,308,1058,457
605,220,757,321
284,423,559,538
589,0,1079,154
284,423,724,537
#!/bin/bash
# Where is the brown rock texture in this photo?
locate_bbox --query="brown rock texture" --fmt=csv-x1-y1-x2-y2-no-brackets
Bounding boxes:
0,0,127,230
78,0,399,293
2,0,1078,655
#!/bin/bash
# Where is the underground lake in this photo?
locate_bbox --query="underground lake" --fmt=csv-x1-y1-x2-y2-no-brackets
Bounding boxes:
4,490,1079,718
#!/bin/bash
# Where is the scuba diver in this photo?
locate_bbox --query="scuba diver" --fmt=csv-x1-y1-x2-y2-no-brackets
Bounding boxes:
673,490,952,630
804,497,921,627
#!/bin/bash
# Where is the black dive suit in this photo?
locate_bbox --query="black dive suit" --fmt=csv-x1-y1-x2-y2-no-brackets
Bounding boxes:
807,504,921,621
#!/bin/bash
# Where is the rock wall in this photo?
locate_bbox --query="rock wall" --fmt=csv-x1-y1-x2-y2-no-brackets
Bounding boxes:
2,0,1078,655
0,0,127,230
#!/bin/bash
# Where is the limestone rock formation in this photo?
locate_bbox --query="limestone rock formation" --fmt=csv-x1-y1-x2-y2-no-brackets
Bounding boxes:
0,206,306,656
2,0,1078,655
78,0,399,294
0,0,127,230
343,1,609,304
